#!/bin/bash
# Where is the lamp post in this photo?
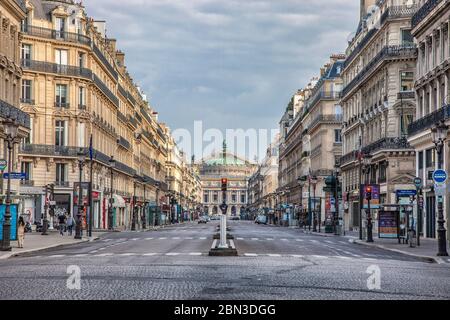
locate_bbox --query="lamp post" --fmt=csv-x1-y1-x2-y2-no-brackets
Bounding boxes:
362,156,373,243
431,122,449,257
334,162,341,235
297,176,305,229
154,182,160,227
142,182,147,229
0,118,19,251
132,179,137,231
75,149,86,240
311,175,318,232
108,156,115,231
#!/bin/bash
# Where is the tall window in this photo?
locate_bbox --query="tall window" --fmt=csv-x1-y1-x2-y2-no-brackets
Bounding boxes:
78,52,85,68
232,193,237,203
55,120,66,146
21,162,32,181
213,192,218,203
400,72,414,91
56,84,68,107
204,193,209,203
334,129,342,143
21,79,32,104
79,87,86,108
55,17,65,39
401,29,414,46
21,44,31,62
400,115,414,137
56,163,67,185
241,194,246,203
425,149,434,168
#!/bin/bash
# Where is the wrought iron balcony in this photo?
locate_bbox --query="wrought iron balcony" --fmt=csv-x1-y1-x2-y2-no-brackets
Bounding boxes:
412,0,442,29
117,136,131,150
117,111,128,123
21,25,91,46
0,99,30,128
128,115,138,128
20,144,84,157
135,112,142,123
339,151,358,166
93,43,118,80
361,137,413,155
408,105,450,137
55,102,70,109
20,98,35,105
342,45,417,98
22,59,92,79
93,74,119,108
309,114,343,130
140,107,153,124
397,91,415,100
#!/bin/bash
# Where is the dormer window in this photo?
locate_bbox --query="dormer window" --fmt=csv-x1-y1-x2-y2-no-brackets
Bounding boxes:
55,17,66,39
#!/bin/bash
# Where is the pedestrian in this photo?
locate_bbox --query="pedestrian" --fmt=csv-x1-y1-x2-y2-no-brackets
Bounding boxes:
66,215,74,236
58,212,66,236
17,217,25,248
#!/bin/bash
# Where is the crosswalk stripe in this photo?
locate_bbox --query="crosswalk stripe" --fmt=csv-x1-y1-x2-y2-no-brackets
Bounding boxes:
280,239,288,241
339,241,348,245
267,254,281,257
184,237,193,240
96,253,113,257
291,255,304,258
48,255,65,258
325,240,334,244
336,256,352,260
244,253,258,257
295,239,303,242
145,238,153,240
143,253,157,256
312,255,328,259
266,238,274,241
237,237,244,240
72,254,88,257
131,238,139,241
159,237,167,240
199,237,207,240
189,253,202,256
172,237,180,240
166,253,180,256
251,238,259,241
119,253,136,256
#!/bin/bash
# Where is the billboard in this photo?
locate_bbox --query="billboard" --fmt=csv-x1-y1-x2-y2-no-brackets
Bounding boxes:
378,210,398,239
0,204,18,241
360,184,380,209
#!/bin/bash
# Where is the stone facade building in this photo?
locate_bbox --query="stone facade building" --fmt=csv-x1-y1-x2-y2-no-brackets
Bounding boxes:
408,0,450,241
340,0,418,235
0,0,30,205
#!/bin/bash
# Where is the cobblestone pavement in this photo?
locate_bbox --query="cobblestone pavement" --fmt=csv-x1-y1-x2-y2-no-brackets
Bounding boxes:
0,221,449,300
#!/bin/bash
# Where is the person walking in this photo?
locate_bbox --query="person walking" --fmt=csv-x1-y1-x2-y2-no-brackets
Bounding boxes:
17,217,25,248
58,212,66,236
66,215,74,236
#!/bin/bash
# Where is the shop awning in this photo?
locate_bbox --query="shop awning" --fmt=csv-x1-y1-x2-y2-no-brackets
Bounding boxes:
113,194,126,208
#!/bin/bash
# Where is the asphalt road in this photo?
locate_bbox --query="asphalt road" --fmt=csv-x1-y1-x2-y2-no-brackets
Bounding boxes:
0,221,449,300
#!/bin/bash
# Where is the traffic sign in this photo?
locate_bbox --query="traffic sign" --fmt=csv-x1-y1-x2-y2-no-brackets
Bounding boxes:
414,177,422,188
435,184,447,197
0,159,6,171
433,170,447,184
396,190,417,197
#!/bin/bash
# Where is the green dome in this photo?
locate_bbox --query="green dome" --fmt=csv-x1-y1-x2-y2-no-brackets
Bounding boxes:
203,152,248,166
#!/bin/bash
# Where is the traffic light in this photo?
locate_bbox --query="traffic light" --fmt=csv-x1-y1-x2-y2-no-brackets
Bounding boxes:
365,186,372,201
221,178,228,192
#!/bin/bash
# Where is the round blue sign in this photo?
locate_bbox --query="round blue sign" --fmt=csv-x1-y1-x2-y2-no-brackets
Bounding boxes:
433,170,448,184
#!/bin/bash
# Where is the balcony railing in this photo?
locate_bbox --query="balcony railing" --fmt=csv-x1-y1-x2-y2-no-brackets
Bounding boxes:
93,43,118,80
397,91,415,100
408,105,450,136
55,102,70,109
117,111,128,123
128,115,138,128
412,0,442,29
309,114,343,130
340,151,358,166
0,99,30,128
93,74,119,108
22,59,92,79
342,45,417,97
20,144,83,157
361,137,413,155
21,25,91,46
20,98,35,105
117,136,131,150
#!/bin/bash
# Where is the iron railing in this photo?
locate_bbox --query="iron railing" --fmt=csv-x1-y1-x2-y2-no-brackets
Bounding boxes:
93,74,119,108
93,43,118,80
117,136,131,150
20,144,83,157
21,25,91,46
412,0,442,29
117,111,128,123
309,114,343,130
55,102,70,109
0,99,30,128
20,98,35,105
408,105,450,136
397,91,415,100
21,59,92,79
128,115,138,128
342,45,417,97
361,137,413,155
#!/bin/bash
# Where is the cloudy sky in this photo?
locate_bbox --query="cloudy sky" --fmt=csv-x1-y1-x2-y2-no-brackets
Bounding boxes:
87,0,359,161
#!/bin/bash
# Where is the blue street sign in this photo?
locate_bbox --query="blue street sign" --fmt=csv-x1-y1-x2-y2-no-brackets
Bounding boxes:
396,190,417,197
433,170,448,184
2,172,27,180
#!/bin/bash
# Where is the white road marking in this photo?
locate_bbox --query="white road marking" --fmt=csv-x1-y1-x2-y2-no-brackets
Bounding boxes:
172,237,180,240
119,253,136,256
237,237,244,240
336,256,352,260
280,239,288,241
312,255,328,259
96,253,113,257
244,253,258,257
309,240,318,243
199,237,207,240
159,237,167,240
145,238,153,240
325,240,334,244
89,251,98,254
143,253,157,256
73,254,88,257
131,238,139,241
295,239,303,242
211,240,217,249
166,253,180,256
189,252,202,256
267,254,281,257
229,240,236,249
362,258,376,261
266,238,274,241
291,255,304,258
48,255,65,258
184,237,193,240
251,238,259,241
339,241,348,245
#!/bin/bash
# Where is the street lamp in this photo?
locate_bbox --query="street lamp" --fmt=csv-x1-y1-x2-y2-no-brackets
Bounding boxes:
297,176,306,229
108,156,115,231
0,118,19,251
75,149,86,240
310,175,318,232
362,156,373,243
431,121,449,257
132,179,137,231
333,162,341,235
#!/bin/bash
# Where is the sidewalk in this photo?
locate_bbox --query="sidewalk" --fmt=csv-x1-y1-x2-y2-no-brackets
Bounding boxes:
0,231,102,260
352,237,449,264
